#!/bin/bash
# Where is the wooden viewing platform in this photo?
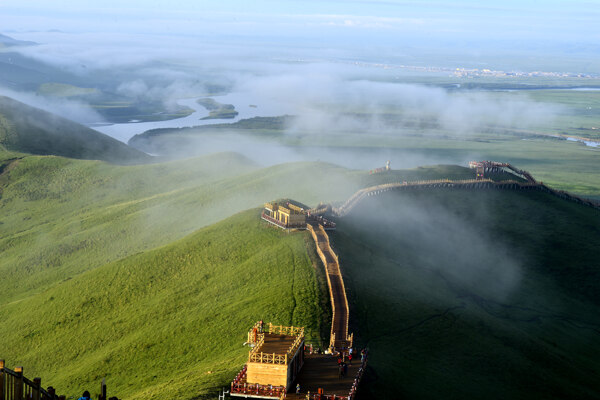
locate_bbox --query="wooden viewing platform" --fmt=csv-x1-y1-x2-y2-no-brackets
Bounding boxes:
231,323,305,398
231,322,366,400
249,195,361,399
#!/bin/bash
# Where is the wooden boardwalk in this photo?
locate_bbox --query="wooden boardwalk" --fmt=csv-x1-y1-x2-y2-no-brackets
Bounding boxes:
248,160,600,400
307,222,352,351
330,162,600,217
285,354,364,400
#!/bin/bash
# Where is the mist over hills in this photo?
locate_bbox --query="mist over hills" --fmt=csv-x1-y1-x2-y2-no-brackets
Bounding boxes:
1,2,599,399
0,33,36,48
1,144,598,398
0,96,150,163
335,189,600,399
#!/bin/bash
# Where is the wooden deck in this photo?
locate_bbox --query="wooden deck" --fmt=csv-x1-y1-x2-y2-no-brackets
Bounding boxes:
257,334,296,355
285,354,363,399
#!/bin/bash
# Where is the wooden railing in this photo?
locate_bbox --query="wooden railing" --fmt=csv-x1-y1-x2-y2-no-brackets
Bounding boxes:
1,360,63,400
286,332,304,359
248,334,266,361
347,349,368,400
231,370,286,399
247,321,265,344
308,224,337,344
307,223,353,351
249,352,288,365
316,223,351,347
1,360,118,400
248,324,304,365
261,212,307,230
268,324,304,337
333,178,550,216
333,162,600,217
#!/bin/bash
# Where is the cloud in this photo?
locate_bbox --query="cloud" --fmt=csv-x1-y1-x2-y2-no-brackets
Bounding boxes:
346,192,522,301
234,73,561,137
0,86,103,124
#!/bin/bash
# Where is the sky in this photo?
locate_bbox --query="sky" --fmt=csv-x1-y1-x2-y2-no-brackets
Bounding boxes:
2,0,599,70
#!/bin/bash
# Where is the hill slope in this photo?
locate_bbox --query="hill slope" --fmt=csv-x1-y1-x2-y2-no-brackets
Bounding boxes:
6,150,595,399
333,189,600,399
0,96,149,163
0,149,480,306
0,209,327,399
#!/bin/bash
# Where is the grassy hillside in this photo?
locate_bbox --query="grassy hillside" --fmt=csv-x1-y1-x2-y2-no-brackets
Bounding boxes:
0,209,327,399
0,96,150,163
332,189,600,400
6,147,594,399
0,148,480,306
126,116,600,199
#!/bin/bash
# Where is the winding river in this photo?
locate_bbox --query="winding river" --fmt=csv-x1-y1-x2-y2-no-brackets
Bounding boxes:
92,90,599,149
93,92,292,144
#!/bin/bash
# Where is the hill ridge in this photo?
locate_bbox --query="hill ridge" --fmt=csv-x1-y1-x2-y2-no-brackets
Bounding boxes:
0,96,150,164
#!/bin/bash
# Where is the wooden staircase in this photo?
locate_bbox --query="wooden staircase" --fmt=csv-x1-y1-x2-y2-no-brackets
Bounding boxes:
307,222,352,352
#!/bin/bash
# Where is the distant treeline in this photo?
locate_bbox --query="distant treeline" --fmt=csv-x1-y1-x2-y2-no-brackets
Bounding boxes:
137,115,297,137
440,82,600,91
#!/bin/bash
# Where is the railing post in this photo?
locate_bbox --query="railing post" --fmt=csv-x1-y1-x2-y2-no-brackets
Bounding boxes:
0,359,4,400
46,386,56,400
33,378,42,400
14,366,24,400
99,378,107,400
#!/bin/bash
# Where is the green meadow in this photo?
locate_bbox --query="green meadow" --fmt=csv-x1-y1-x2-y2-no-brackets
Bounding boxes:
333,189,600,400
1,209,326,399
1,91,599,399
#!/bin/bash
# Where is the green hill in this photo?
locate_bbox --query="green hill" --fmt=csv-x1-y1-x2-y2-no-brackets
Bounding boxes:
127,115,600,199
0,209,327,399
2,151,479,306
0,96,150,164
3,147,597,399
332,189,600,400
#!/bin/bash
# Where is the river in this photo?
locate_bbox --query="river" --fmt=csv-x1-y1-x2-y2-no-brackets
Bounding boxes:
92,90,600,150
93,92,292,143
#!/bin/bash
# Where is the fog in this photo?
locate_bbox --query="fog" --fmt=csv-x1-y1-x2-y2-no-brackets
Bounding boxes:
0,0,592,169
0,86,103,124
344,191,523,302
235,74,561,136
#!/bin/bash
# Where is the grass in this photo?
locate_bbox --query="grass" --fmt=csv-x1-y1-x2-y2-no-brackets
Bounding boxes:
1,149,480,306
91,101,194,124
518,89,600,140
2,144,598,399
37,83,98,98
0,96,149,164
197,98,239,120
331,189,600,400
127,109,600,199
0,209,326,399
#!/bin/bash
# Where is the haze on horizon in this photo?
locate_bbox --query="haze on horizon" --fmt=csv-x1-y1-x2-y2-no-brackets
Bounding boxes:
0,0,598,150
2,0,599,73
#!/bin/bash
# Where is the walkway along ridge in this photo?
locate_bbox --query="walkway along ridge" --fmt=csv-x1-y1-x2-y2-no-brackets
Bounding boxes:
332,178,600,217
307,222,353,352
232,161,597,399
